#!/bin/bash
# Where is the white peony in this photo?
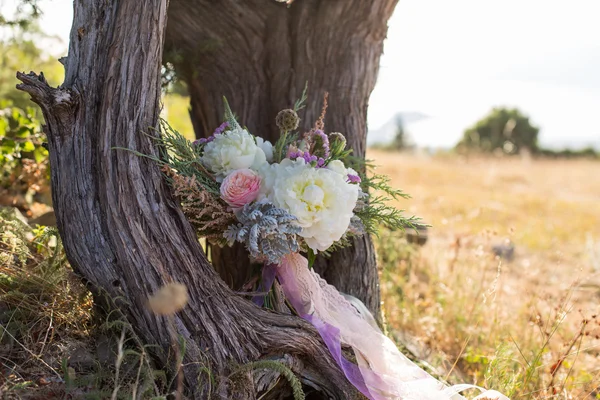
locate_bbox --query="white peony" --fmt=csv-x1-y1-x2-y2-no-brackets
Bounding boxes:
327,160,361,183
256,137,274,162
346,167,359,177
326,159,347,176
200,128,272,181
259,158,359,251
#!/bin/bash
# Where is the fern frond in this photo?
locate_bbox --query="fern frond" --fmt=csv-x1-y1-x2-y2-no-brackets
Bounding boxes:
236,360,305,400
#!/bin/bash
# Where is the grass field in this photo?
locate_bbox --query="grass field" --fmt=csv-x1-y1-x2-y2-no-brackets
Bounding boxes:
372,150,600,398
2,151,599,399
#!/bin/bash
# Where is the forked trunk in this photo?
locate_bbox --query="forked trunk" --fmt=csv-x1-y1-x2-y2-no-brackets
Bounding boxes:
17,0,362,398
165,0,399,315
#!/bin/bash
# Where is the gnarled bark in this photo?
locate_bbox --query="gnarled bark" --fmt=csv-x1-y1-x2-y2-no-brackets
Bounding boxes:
17,0,362,398
165,0,398,315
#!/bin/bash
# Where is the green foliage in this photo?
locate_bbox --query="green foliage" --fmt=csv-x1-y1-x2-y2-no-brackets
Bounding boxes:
538,146,599,159
222,96,241,130
234,360,305,400
0,102,47,167
115,120,220,195
293,82,308,112
0,208,93,394
157,120,221,194
273,130,298,163
327,135,353,164
0,0,41,29
0,102,50,206
457,107,540,154
0,26,64,110
350,159,421,235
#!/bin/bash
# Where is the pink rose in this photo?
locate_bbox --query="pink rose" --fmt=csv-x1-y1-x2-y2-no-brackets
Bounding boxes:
220,168,262,210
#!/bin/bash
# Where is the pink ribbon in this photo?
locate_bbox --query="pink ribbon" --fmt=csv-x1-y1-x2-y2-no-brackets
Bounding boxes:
271,253,509,400
276,260,374,397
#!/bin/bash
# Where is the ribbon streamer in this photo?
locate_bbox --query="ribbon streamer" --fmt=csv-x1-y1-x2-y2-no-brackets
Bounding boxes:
274,253,509,400
252,263,277,306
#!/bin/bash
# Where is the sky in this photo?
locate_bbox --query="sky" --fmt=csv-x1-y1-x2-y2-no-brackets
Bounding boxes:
9,0,600,149
369,0,600,148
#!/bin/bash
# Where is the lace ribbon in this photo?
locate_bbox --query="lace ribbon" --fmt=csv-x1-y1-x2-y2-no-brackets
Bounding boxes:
273,253,509,400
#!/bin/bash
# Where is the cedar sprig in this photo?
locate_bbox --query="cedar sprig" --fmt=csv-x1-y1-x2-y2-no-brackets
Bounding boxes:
339,155,423,235
293,81,309,112
354,195,421,236
113,120,220,195
157,120,220,195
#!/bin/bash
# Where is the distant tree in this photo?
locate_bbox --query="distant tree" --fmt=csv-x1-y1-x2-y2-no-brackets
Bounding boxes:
457,107,539,154
389,115,414,151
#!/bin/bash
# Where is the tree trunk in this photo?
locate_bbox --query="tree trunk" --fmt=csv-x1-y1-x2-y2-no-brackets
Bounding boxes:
165,0,398,315
16,1,362,398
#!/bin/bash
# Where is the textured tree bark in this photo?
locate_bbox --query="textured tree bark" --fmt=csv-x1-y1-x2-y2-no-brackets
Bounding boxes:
17,1,361,398
165,0,398,315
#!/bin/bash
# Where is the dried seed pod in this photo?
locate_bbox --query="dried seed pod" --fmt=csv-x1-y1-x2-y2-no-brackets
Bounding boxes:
275,109,300,131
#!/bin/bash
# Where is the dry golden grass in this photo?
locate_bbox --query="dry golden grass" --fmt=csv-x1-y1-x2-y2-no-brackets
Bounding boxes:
371,150,600,399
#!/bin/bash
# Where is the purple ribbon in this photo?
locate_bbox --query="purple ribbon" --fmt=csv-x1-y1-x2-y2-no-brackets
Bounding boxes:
276,262,375,399
258,256,507,400
252,263,277,306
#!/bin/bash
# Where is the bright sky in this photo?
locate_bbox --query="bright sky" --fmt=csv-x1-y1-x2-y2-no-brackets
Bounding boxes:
16,0,600,149
370,0,600,148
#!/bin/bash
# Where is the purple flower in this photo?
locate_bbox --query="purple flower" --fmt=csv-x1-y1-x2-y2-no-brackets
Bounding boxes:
288,150,325,168
347,174,361,183
287,150,300,159
313,129,330,158
194,122,229,146
213,121,229,136
302,152,318,164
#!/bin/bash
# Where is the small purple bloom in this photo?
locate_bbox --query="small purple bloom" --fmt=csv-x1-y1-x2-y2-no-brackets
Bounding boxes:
347,174,361,183
287,150,300,159
302,152,317,164
313,129,330,158
195,122,229,146
213,121,229,136
288,150,325,168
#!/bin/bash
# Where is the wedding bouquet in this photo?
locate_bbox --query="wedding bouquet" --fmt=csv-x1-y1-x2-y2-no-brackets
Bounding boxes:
159,92,417,267
154,93,507,400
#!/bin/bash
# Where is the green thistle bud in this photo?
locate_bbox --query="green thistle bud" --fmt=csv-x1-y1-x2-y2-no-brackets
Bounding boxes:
276,109,300,131
329,132,347,148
